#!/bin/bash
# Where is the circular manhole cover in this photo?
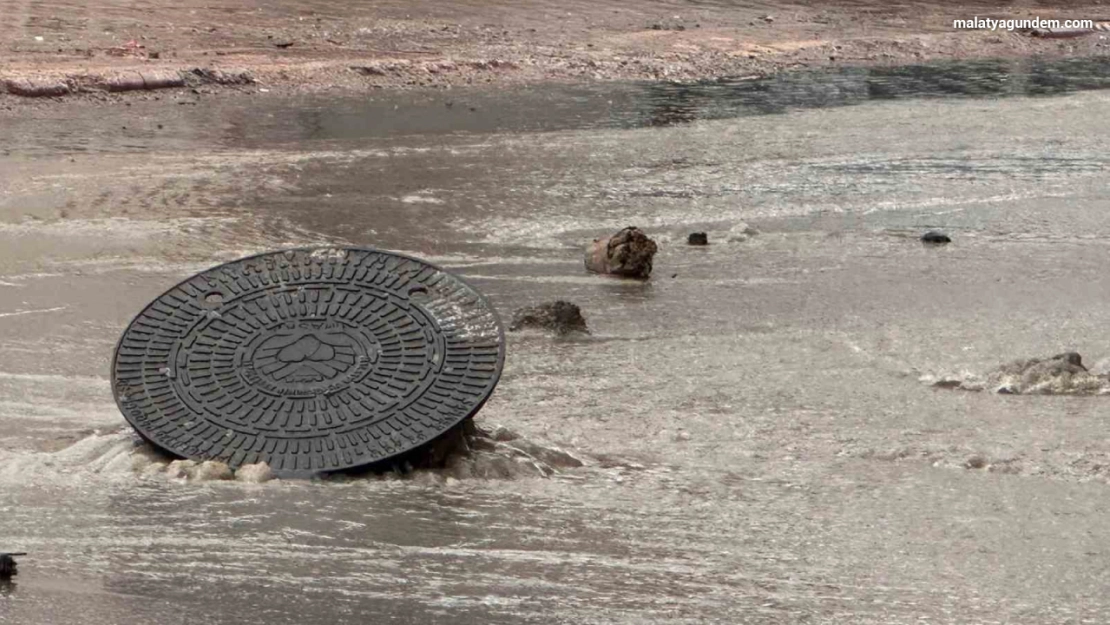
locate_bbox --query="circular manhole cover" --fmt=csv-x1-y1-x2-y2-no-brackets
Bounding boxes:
112,248,505,474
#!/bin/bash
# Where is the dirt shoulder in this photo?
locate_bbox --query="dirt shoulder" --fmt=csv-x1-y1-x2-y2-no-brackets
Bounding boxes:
2,0,1109,103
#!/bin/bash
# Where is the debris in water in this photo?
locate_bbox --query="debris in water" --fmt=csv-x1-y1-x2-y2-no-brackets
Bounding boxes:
0,553,25,578
687,232,709,246
585,226,658,278
921,230,951,244
929,351,1107,395
509,301,589,335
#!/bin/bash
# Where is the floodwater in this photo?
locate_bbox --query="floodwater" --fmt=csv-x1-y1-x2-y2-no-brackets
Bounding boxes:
3,57,1110,623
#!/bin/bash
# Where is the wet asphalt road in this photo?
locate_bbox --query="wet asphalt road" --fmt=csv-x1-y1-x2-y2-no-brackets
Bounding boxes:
2,59,1110,623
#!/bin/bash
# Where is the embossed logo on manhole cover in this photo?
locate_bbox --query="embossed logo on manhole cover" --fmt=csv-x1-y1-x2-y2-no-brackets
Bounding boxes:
111,248,505,474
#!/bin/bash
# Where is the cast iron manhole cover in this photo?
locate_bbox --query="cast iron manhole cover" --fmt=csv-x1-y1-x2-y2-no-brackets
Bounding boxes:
112,247,504,474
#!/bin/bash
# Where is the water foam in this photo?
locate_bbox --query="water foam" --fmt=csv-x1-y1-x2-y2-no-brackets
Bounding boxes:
0,425,588,486
924,353,1110,395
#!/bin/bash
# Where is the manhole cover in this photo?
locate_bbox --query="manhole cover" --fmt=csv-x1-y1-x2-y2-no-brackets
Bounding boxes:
112,247,505,474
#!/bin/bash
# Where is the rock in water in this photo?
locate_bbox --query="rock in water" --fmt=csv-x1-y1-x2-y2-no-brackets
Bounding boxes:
687,232,709,246
585,227,658,278
921,230,951,244
0,553,24,578
1051,351,1087,370
509,301,589,335
987,352,1098,394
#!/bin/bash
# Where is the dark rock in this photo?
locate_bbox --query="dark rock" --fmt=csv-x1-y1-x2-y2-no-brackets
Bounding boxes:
0,553,25,578
687,232,709,246
964,455,988,469
1052,351,1087,371
921,230,951,244
989,351,1097,394
932,350,1101,394
585,226,658,278
509,301,589,335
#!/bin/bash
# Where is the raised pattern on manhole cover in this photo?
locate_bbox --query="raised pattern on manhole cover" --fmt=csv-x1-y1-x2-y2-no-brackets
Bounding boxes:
111,247,504,473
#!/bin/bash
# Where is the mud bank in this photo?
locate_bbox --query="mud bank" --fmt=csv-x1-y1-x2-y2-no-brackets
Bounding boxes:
3,0,1110,103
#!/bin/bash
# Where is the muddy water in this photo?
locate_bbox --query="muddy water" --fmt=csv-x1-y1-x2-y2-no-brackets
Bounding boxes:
3,58,1110,623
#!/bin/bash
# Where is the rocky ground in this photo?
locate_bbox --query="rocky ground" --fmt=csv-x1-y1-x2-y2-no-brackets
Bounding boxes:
2,0,1110,104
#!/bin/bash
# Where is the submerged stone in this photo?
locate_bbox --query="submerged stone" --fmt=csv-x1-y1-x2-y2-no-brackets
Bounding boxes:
509,301,589,335
0,553,24,578
1051,351,1087,370
921,230,951,244
933,351,1106,395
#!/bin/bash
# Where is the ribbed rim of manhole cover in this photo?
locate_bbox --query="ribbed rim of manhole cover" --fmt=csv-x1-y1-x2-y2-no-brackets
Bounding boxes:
111,247,505,474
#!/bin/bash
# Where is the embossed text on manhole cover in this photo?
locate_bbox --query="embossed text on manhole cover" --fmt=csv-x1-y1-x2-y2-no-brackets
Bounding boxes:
112,248,505,474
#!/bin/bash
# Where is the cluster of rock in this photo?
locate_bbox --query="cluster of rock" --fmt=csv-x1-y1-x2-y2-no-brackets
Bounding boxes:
510,223,764,337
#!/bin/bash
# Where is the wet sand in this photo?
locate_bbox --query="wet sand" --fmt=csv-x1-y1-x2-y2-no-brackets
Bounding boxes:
3,59,1110,623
